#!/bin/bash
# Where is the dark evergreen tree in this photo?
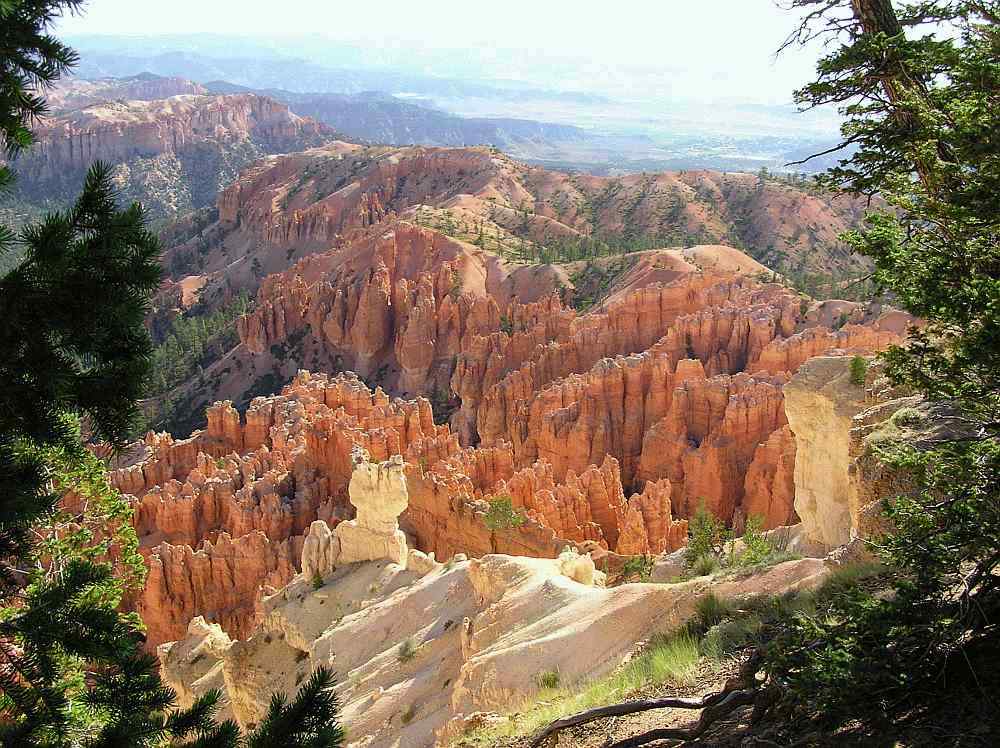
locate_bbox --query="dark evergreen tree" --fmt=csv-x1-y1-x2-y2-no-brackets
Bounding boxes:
762,0,1000,734
0,2,344,745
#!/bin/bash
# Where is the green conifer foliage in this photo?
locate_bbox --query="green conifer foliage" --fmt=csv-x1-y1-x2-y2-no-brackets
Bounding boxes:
764,0,1000,732
0,2,344,744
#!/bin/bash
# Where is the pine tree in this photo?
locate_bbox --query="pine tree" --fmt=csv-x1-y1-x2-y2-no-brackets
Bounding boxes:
0,2,344,745
763,0,1000,732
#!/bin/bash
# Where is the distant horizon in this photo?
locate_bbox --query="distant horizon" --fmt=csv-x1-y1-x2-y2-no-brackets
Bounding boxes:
56,1,826,107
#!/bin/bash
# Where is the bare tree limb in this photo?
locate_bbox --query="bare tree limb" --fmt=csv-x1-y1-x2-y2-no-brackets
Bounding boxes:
785,136,859,166
530,656,767,747
605,688,760,748
527,691,732,747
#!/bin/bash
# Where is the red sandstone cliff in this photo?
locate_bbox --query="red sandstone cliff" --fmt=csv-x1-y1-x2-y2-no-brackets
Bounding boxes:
115,372,692,647
121,251,904,650
18,94,335,190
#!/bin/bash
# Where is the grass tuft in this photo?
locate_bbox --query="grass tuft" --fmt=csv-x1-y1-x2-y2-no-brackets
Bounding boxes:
462,630,698,744
398,637,418,663
537,669,560,690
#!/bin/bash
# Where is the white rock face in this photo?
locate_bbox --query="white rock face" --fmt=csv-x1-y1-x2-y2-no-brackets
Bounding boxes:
301,447,413,579
301,519,340,579
335,448,409,567
161,552,830,748
784,356,868,548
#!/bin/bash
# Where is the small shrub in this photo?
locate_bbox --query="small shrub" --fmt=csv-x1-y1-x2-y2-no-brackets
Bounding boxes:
849,355,868,386
621,554,654,581
311,570,324,590
701,615,763,659
398,637,418,663
537,669,560,690
735,515,773,567
483,496,526,531
684,502,727,568
890,407,926,428
635,632,700,686
294,650,309,663
692,593,739,634
401,703,417,725
690,553,720,577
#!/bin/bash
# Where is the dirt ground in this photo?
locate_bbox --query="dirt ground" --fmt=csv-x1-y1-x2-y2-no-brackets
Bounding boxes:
484,660,744,748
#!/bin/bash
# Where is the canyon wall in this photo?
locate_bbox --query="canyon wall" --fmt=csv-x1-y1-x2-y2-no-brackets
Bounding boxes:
115,371,690,647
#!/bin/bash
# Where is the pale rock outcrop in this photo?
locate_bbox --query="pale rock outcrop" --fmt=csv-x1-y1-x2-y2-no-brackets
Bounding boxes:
160,551,830,748
301,520,340,581
335,449,410,567
157,616,234,716
556,546,605,587
784,356,868,547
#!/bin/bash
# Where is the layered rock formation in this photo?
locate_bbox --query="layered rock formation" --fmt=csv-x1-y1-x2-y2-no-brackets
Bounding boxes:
784,356,870,548
156,140,877,321
45,73,209,112
13,93,337,218
115,371,690,648
100,127,914,662
786,357,969,559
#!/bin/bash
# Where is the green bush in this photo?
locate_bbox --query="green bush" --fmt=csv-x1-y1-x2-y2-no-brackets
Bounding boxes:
400,703,417,725
690,553,720,578
311,570,325,590
397,637,418,663
483,496,526,531
537,670,560,690
849,355,868,387
735,515,773,567
890,407,926,428
692,593,739,634
621,554,654,581
684,502,727,568
701,616,764,660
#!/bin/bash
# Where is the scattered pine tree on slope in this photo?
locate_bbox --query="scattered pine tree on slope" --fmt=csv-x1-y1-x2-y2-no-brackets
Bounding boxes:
0,2,343,745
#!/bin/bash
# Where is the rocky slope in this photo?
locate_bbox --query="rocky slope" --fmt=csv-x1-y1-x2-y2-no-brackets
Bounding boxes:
111,132,913,659
117,258,904,652
115,371,693,648
157,449,831,748
167,143,870,283
149,141,887,432
44,72,209,111
11,93,338,219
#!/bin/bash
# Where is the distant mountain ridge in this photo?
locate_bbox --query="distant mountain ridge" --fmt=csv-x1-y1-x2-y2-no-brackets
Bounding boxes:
201,81,603,147
12,89,338,220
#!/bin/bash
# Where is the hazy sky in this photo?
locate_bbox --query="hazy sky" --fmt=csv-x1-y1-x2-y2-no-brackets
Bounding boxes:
56,0,823,102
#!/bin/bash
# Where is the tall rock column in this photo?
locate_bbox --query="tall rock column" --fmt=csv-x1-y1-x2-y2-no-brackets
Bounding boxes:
335,447,410,567
784,356,867,548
